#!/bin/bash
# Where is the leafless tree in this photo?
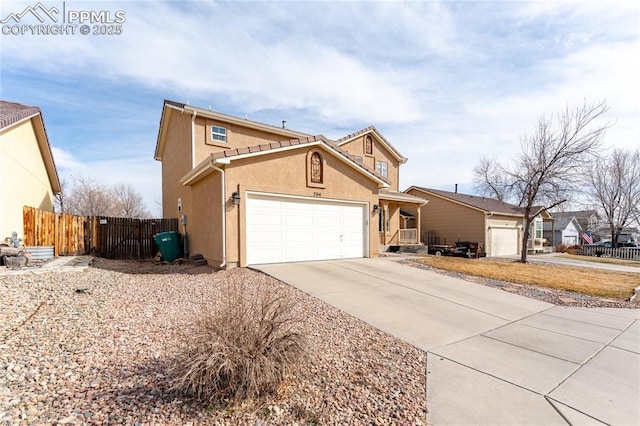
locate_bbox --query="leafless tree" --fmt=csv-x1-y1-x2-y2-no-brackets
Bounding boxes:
586,149,640,247
474,100,610,262
474,157,509,202
111,183,150,218
54,178,67,214
64,176,150,218
64,175,116,217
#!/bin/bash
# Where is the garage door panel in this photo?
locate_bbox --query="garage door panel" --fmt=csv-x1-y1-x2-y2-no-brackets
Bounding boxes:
491,228,518,257
284,215,314,227
246,194,365,265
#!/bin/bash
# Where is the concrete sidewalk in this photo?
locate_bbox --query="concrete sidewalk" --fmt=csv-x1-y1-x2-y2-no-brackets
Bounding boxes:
255,258,640,425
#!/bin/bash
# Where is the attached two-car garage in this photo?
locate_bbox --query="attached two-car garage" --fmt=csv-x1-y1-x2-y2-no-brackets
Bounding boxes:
245,193,367,265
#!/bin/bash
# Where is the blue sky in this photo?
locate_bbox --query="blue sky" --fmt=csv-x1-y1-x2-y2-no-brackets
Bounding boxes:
1,0,638,216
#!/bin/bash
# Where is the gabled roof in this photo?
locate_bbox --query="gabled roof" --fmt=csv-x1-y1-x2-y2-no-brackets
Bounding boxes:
0,100,61,193
406,186,524,216
335,126,407,164
552,210,599,220
181,135,390,189
543,216,582,232
155,100,311,160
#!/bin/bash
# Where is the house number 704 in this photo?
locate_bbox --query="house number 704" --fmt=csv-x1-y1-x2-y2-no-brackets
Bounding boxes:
313,192,322,197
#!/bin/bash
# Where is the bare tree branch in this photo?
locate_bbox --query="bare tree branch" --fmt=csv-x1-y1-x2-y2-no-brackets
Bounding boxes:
586,148,640,247
473,100,610,262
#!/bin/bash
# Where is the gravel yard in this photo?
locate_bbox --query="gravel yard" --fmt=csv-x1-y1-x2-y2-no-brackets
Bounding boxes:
1,259,427,425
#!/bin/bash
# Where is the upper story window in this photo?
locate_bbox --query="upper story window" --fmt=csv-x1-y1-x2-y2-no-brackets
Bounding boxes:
376,161,388,178
365,135,373,155
211,125,227,142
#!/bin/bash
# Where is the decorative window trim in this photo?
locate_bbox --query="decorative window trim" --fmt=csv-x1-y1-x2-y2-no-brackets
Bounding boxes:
364,135,374,156
211,125,227,142
306,150,325,188
376,161,388,178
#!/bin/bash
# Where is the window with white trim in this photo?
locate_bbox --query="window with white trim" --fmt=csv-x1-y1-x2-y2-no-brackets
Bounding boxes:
376,161,388,178
211,125,227,142
535,219,543,239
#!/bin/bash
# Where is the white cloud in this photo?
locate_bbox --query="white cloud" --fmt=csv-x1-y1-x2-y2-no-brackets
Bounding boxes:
2,0,638,206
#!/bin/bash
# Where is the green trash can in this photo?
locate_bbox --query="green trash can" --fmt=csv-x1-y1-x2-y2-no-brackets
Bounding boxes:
153,231,180,262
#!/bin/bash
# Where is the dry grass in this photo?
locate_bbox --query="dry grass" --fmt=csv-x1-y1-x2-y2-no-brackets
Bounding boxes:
169,274,306,404
416,256,640,300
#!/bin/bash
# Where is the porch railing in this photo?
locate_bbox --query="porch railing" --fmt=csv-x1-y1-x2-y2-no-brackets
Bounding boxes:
399,228,418,244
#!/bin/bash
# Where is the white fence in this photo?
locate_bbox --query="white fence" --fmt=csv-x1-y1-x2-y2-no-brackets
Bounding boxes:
581,245,640,261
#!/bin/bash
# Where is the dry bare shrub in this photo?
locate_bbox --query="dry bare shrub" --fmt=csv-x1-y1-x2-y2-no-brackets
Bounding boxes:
566,245,582,255
555,243,568,253
169,274,306,404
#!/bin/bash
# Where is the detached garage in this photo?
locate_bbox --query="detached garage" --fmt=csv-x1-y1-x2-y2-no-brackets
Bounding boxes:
246,194,366,265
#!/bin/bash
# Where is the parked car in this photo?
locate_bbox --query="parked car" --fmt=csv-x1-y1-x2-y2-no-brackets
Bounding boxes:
592,241,612,248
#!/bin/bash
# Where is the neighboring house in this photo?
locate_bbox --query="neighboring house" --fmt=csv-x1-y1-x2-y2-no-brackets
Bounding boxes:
154,100,425,268
543,216,583,246
0,100,61,244
404,187,552,257
552,210,600,236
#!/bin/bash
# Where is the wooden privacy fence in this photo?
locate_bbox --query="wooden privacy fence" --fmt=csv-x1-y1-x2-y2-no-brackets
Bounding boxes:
91,216,178,259
23,206,87,256
23,206,179,260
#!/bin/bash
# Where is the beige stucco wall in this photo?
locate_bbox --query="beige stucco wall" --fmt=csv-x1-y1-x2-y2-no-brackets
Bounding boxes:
0,120,55,241
160,111,193,219
407,189,485,246
194,117,297,166
224,147,380,267
188,173,223,264
339,135,400,191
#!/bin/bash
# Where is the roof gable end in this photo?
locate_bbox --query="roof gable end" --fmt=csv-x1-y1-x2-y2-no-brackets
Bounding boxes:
336,126,406,163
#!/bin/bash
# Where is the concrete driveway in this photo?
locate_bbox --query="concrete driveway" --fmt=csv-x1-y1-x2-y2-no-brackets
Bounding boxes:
255,258,640,425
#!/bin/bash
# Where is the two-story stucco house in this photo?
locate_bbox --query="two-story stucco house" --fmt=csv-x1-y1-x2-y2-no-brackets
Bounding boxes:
0,100,61,243
154,100,425,268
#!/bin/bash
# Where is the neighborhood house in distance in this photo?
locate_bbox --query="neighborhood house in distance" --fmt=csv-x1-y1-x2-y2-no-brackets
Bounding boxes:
0,100,61,244
154,100,427,268
405,187,552,258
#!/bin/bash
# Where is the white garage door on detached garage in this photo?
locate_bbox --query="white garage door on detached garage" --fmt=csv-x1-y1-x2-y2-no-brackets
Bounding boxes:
490,227,518,257
246,193,366,265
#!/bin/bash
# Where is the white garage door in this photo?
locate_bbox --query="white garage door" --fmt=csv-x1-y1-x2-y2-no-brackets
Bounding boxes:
490,227,518,257
246,194,366,265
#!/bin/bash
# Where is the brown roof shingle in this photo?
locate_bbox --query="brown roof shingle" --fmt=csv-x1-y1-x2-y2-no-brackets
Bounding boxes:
0,100,41,130
410,187,524,215
209,135,389,184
